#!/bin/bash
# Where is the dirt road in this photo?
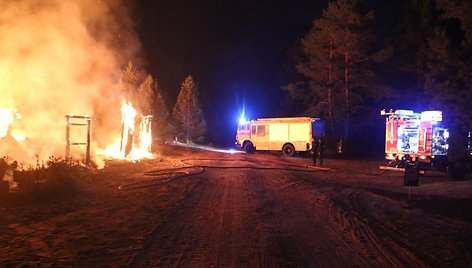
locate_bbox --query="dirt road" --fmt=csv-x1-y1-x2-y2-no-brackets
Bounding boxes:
1,144,471,267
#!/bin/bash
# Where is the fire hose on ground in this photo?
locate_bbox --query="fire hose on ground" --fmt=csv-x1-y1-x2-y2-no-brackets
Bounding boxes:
118,158,332,190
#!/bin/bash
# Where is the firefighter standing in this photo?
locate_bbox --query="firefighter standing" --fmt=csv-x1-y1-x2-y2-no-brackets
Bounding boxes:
311,137,324,166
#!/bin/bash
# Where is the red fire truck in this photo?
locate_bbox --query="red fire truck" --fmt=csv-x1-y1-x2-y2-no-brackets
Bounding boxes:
382,109,449,170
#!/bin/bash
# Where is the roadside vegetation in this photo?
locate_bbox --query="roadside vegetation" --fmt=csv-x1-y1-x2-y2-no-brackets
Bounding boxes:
1,157,90,202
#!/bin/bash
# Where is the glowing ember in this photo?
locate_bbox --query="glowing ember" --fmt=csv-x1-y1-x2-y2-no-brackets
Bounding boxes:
101,100,153,160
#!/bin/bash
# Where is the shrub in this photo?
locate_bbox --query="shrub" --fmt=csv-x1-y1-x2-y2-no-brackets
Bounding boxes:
14,157,88,200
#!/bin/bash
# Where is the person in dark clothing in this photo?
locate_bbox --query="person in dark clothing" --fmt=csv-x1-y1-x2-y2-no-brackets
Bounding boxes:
318,140,324,166
311,137,324,166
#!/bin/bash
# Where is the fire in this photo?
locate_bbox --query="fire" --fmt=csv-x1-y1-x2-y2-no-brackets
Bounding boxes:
0,108,24,141
0,0,144,166
100,100,153,161
120,100,137,157
0,108,15,139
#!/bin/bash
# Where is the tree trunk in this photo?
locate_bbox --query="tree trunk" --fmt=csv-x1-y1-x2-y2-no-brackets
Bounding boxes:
328,39,333,120
325,37,336,141
343,28,350,153
185,105,191,143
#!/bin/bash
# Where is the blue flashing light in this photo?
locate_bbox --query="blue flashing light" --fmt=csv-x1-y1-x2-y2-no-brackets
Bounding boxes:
238,108,247,125
421,111,442,122
238,115,247,125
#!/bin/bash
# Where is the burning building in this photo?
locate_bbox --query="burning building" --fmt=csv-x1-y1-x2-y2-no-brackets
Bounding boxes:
110,100,153,160
0,1,153,166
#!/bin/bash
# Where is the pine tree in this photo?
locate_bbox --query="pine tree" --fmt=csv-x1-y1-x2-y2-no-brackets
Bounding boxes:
423,0,472,124
389,0,436,105
403,0,472,174
292,16,340,122
424,27,471,163
436,0,472,44
389,0,472,125
136,74,155,115
172,75,207,143
153,83,173,142
120,62,156,116
121,61,139,96
284,0,388,152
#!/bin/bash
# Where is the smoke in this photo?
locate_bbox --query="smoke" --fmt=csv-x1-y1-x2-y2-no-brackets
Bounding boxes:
0,0,143,165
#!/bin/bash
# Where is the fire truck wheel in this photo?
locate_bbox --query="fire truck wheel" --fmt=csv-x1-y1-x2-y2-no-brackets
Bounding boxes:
243,142,255,154
282,144,296,157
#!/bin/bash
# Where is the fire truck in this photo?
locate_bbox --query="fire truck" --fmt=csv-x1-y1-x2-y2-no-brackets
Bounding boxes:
381,110,472,179
381,109,471,179
235,117,324,156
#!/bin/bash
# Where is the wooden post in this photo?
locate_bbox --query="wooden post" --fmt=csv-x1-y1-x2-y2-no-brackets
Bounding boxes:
65,115,91,165
65,115,70,161
86,118,91,166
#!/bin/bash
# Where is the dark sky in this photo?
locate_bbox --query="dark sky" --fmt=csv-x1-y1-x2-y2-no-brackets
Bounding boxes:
134,0,404,146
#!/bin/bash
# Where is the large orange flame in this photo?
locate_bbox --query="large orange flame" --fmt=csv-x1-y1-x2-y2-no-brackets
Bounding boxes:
100,100,153,161
0,108,25,142
0,108,15,139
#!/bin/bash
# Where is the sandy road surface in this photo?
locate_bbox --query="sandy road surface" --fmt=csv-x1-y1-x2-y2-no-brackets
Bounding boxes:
1,144,471,267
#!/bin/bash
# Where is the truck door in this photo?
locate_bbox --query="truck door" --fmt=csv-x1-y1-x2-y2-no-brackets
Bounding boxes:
253,124,269,150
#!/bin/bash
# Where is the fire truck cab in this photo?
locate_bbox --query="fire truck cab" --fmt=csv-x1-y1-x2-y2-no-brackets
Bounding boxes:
382,109,449,170
236,117,324,156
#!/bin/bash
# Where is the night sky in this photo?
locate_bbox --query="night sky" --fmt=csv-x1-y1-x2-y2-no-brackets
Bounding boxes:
134,0,404,146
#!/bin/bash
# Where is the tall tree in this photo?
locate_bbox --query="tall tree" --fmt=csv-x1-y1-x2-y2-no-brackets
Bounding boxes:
288,17,340,123
121,61,140,97
136,74,155,115
120,62,156,116
422,0,472,166
389,0,436,105
423,0,472,123
153,82,173,142
389,0,471,117
436,0,472,44
284,0,388,152
172,75,207,143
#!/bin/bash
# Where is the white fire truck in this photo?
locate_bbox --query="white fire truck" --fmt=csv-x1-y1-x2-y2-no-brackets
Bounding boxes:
235,117,324,156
